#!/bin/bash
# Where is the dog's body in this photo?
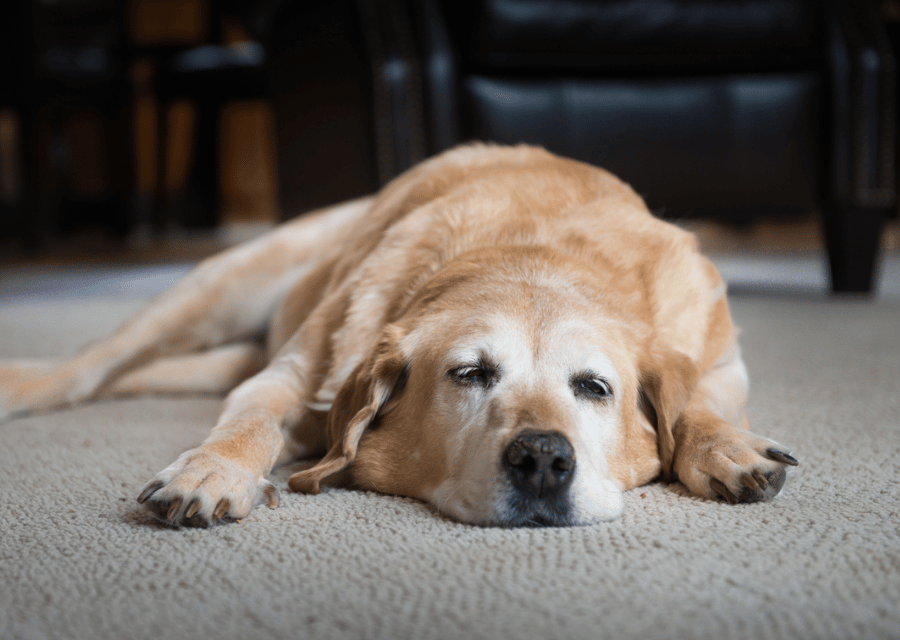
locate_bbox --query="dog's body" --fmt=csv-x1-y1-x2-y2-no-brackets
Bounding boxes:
0,145,797,527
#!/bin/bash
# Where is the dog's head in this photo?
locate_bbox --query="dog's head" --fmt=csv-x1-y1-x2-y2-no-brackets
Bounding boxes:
290,247,697,526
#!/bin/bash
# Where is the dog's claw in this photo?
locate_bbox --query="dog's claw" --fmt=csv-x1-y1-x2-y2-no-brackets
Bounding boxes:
752,469,768,490
137,480,164,504
766,448,799,466
184,498,201,519
263,482,280,509
166,497,183,522
740,473,760,491
714,465,788,504
709,478,738,504
213,498,231,520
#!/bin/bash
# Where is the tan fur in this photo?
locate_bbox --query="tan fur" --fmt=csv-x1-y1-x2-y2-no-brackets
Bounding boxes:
0,144,797,527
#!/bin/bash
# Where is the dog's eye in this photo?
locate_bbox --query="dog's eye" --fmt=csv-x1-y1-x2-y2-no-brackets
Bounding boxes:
448,365,494,388
573,376,613,400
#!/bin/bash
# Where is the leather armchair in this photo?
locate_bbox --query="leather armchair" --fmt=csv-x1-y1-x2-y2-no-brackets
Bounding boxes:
400,0,895,294
260,0,894,293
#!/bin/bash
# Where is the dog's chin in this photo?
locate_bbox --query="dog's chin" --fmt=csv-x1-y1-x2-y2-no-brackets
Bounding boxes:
492,477,626,527
447,488,621,528
496,490,578,528
429,475,625,527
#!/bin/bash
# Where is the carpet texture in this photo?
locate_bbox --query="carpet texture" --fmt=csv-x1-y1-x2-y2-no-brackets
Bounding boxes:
1,290,899,640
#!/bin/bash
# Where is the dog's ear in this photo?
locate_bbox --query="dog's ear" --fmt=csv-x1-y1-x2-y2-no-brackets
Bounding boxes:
288,325,408,494
639,347,699,482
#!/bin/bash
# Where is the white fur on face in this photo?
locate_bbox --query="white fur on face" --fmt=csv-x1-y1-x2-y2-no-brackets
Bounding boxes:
423,309,629,526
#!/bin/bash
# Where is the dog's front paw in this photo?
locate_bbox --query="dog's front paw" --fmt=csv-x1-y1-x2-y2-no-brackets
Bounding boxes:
137,449,280,527
675,430,799,504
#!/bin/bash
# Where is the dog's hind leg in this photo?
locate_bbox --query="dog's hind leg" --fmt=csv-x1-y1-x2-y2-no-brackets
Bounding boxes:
104,342,268,397
0,197,373,421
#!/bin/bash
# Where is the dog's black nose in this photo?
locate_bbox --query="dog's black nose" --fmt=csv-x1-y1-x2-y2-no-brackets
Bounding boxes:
503,431,575,499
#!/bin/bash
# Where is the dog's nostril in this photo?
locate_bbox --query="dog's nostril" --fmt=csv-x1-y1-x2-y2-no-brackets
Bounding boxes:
503,431,576,499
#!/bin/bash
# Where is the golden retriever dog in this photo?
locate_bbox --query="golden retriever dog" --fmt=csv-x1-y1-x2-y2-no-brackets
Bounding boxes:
0,144,798,527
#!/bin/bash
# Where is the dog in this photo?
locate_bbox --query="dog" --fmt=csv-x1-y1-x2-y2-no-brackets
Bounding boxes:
0,144,798,527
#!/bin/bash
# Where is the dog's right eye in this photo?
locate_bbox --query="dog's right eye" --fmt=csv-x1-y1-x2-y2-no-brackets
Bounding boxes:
448,365,494,388
573,375,613,400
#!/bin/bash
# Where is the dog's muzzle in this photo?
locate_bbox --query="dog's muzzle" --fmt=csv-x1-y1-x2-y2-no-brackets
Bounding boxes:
503,430,575,504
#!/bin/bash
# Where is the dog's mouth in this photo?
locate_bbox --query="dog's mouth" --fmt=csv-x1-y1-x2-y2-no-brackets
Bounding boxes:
497,488,576,528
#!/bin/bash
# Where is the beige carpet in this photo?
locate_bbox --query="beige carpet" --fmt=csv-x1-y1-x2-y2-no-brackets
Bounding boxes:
1,276,899,640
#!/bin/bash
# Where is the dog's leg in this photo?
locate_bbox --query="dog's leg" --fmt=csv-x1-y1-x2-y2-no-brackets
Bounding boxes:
671,352,799,503
0,197,372,422
136,281,345,527
105,342,267,396
0,253,278,420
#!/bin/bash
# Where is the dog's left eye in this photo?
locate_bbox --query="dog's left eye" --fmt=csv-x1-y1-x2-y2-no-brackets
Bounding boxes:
573,376,613,400
448,365,494,388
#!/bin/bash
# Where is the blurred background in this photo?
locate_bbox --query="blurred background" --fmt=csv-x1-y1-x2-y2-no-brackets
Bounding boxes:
0,0,898,297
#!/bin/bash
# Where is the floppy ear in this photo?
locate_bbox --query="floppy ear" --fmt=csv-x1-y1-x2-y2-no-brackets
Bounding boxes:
288,325,408,494
639,347,699,482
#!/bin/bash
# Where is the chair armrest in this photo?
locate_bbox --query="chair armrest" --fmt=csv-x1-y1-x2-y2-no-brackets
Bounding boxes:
828,0,897,209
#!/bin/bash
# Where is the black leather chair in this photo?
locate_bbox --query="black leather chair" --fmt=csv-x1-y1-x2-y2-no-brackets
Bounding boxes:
0,0,135,247
255,0,893,292
407,0,895,294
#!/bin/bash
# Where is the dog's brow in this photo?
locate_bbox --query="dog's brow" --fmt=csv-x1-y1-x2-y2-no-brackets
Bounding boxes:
572,368,605,381
446,342,492,365
453,351,499,373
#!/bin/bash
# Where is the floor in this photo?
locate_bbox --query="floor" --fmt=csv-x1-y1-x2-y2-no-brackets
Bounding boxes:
693,216,900,299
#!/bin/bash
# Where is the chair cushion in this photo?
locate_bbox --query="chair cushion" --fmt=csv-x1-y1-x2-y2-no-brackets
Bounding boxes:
448,0,821,72
462,72,823,216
